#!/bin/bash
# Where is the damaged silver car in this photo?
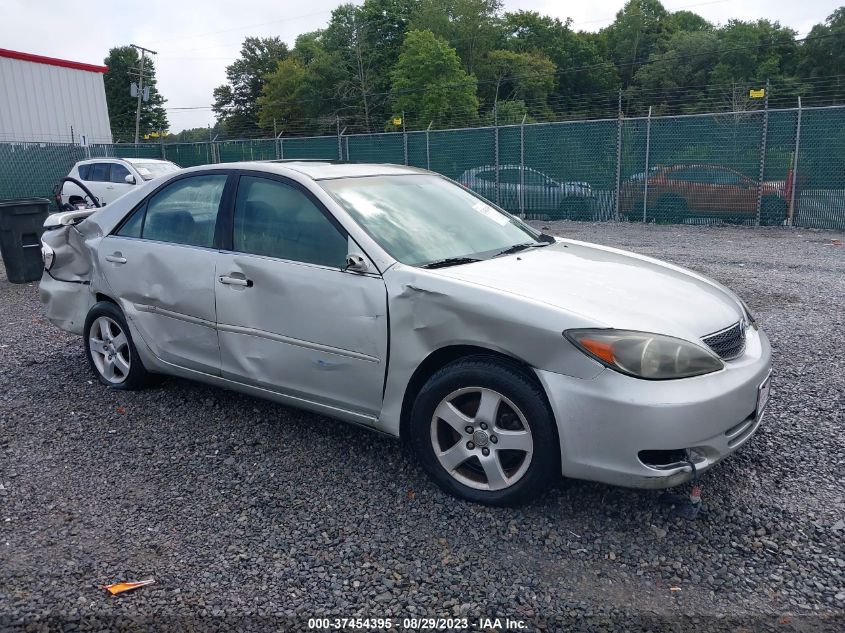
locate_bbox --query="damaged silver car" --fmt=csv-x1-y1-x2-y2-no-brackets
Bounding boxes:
39,161,772,505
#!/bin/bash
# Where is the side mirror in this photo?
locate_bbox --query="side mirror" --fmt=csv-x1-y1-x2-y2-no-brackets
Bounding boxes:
344,253,369,273
124,174,136,185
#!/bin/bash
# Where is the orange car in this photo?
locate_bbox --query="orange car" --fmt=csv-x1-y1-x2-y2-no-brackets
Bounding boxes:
620,164,786,224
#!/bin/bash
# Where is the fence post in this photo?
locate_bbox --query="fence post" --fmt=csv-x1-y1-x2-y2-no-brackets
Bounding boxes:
614,89,622,221
345,135,349,161
754,79,770,226
519,113,526,218
160,130,166,160
426,121,433,170
336,115,342,160
787,97,802,226
642,106,652,223
402,111,408,166
276,131,284,160
494,103,500,206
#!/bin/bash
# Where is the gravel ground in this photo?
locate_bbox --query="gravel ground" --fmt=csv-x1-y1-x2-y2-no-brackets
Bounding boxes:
1,223,843,632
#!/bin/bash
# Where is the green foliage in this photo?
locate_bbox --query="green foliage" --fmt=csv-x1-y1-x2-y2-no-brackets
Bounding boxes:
480,49,555,111
411,0,504,74
103,47,168,141
390,30,479,127
604,0,674,86
501,11,618,114
200,0,845,136
212,37,289,138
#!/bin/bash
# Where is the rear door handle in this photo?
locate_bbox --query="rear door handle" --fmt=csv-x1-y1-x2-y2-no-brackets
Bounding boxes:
105,253,127,264
218,274,253,287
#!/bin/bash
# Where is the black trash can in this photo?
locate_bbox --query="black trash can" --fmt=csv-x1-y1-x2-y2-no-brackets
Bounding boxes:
0,198,50,283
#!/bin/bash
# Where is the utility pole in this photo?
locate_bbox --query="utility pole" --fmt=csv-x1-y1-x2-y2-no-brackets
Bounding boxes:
131,44,158,144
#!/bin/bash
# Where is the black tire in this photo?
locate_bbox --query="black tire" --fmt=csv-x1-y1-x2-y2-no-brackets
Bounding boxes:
83,301,151,390
556,198,594,221
652,193,688,222
760,195,787,226
410,356,559,506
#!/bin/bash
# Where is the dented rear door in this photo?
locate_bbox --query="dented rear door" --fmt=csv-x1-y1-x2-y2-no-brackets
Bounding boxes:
98,173,229,375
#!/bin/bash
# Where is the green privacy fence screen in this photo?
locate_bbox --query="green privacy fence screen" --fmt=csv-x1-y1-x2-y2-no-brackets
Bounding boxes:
1,105,843,229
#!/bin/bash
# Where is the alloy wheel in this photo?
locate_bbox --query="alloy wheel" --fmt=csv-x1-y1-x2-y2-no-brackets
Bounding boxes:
88,316,131,384
429,386,533,491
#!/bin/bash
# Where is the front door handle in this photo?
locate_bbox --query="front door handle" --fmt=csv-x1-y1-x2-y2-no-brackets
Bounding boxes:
218,274,253,287
105,253,127,264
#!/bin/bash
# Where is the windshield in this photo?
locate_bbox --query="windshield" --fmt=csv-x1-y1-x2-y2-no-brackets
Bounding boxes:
320,175,541,266
132,161,180,181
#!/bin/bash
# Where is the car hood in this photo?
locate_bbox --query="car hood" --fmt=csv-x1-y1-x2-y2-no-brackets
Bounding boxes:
431,239,744,341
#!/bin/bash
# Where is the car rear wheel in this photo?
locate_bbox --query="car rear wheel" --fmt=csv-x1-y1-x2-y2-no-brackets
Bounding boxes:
760,195,787,226
84,301,151,390
410,357,558,506
651,193,688,222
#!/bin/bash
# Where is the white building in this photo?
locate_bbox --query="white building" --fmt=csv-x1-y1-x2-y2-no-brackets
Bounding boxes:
0,48,112,144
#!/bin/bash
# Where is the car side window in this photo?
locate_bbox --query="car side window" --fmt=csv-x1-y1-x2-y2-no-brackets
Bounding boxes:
233,176,348,268
141,175,227,247
90,163,110,182
77,164,92,180
525,170,549,186
110,163,132,184
498,169,521,184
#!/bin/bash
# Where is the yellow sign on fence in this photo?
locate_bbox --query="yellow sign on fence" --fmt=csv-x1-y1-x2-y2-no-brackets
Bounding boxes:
749,88,766,99
392,117,402,126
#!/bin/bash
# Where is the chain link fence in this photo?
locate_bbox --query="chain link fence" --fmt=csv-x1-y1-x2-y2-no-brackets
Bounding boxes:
1,105,843,230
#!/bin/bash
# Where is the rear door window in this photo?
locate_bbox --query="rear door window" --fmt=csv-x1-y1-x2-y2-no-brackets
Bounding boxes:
138,175,227,247
89,163,110,182
77,164,92,180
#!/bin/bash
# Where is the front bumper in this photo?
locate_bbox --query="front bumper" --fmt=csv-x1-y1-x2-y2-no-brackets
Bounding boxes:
536,326,772,488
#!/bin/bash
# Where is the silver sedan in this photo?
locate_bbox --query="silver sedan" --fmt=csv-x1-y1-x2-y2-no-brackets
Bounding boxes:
39,161,772,506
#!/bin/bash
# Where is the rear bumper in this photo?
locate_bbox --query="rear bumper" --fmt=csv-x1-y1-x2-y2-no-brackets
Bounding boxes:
536,326,772,488
38,272,93,335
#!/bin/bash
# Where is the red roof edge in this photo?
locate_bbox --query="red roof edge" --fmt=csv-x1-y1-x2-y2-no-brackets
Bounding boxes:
0,48,108,73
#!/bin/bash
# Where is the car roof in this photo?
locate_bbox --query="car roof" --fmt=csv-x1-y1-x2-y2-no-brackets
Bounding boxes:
270,160,428,180
179,160,430,181
74,157,172,165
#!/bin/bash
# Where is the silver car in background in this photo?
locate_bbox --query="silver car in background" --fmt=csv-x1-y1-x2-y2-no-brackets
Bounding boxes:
459,165,594,219
39,161,772,506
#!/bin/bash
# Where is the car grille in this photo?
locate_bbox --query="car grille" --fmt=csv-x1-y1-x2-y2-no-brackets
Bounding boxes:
702,321,747,360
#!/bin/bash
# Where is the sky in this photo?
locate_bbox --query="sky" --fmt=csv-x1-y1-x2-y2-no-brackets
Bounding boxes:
2,0,841,132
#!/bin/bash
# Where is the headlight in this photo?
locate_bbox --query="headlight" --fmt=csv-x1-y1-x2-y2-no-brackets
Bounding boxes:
41,242,54,271
564,329,724,380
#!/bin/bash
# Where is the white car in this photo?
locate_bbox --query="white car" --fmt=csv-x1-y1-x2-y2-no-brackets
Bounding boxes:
62,158,180,207
39,161,772,506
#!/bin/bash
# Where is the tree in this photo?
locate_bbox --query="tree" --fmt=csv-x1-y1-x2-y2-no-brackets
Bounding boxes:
412,0,504,74
603,0,674,87
798,8,845,104
390,30,479,127
479,49,555,116
212,37,289,138
323,4,378,131
629,30,720,114
103,46,168,142
502,11,618,116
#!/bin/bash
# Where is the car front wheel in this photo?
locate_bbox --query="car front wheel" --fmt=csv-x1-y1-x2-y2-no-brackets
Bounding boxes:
83,301,151,390
410,357,559,506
